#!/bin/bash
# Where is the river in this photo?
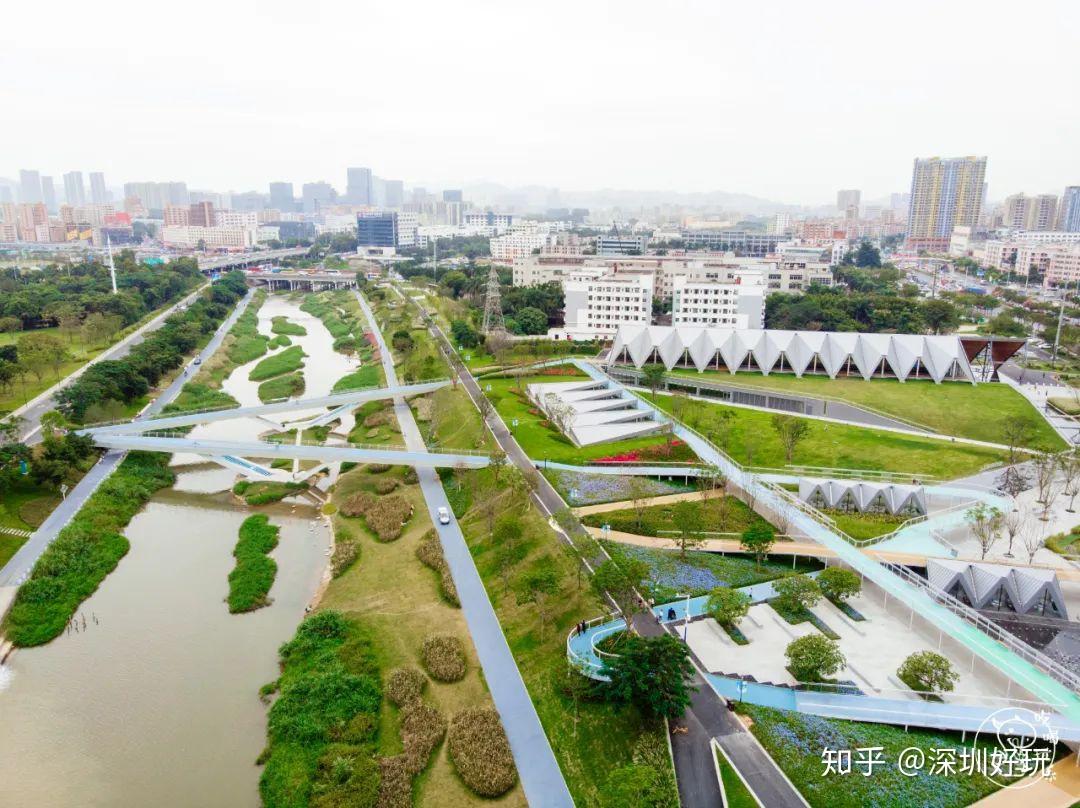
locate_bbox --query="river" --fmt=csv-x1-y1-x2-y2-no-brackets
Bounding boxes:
0,293,345,806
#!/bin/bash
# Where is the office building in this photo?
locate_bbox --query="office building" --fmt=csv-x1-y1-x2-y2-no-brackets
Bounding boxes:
1059,187,1080,233
396,211,418,247
64,172,87,207
161,225,257,249
442,189,463,203
347,167,373,205
679,229,783,256
269,182,295,212
89,172,108,204
302,182,334,214
216,210,258,229
836,189,861,213
19,170,42,204
906,156,987,252
356,212,398,248
189,201,216,228
41,176,57,212
384,180,404,209
672,273,765,328
596,234,647,256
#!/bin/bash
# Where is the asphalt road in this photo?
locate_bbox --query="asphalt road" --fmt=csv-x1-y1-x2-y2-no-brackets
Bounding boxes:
356,290,574,807
12,283,210,444
398,288,806,807
0,290,253,598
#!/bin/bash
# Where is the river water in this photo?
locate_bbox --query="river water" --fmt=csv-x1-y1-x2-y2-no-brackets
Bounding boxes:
0,294,344,807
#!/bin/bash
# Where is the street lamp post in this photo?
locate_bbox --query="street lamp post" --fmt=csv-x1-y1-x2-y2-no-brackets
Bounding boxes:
677,591,692,642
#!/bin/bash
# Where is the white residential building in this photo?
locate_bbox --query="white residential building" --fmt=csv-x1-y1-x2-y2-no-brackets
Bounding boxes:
257,225,281,243
161,225,256,249
396,211,419,248
671,272,765,328
552,270,653,340
216,210,258,229
490,227,555,262
596,234,647,256
1044,248,1080,286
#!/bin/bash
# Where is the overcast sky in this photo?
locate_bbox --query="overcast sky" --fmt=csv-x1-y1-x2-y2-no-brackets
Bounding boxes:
2,0,1078,205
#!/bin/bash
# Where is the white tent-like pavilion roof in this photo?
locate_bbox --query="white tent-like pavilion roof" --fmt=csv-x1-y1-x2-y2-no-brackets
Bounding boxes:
798,479,927,517
609,325,978,383
927,559,1068,618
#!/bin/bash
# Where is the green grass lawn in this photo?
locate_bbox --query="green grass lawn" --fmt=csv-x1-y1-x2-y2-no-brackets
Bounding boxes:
646,392,1005,480
581,495,772,537
270,315,306,336
826,509,907,541
664,368,1063,449
257,371,305,403
331,364,382,392
485,375,700,465
416,385,489,452
736,703,1021,808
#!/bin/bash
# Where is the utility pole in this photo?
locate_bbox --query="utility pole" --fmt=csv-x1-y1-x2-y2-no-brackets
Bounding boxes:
1052,281,1072,369
106,233,118,294
432,238,438,284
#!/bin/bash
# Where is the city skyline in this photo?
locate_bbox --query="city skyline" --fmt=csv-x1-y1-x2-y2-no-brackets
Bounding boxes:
2,0,1078,205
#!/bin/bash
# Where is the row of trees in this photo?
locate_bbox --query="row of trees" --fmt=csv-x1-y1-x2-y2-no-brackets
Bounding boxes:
54,271,249,422
766,287,961,334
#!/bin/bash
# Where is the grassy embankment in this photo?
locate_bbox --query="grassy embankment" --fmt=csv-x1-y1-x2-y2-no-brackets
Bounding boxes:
227,514,279,613
665,367,1064,449
736,703,1030,808
370,290,446,383
2,452,175,646
271,316,307,337
485,372,699,465
646,391,1005,480
581,496,772,537
715,746,760,808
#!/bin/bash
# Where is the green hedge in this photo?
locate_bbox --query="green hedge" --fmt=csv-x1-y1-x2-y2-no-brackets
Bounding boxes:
3,452,175,646
228,514,279,613
271,316,307,336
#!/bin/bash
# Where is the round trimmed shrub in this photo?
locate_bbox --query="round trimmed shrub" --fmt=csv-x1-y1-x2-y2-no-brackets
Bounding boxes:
339,490,374,517
421,634,467,682
375,478,399,495
400,701,447,775
367,463,391,473
386,667,427,707
447,707,518,797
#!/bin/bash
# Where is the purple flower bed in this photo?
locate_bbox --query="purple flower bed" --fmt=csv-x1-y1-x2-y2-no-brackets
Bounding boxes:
543,469,689,506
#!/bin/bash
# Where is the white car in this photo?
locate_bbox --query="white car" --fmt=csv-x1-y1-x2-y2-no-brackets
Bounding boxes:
437,507,451,525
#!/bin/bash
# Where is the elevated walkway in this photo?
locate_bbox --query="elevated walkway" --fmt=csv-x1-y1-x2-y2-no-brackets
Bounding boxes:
80,380,449,435
87,433,489,470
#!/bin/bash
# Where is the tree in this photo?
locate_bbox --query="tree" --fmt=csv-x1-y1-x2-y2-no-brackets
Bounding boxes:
391,329,415,352
922,299,959,334
46,302,83,344
770,414,810,463
513,306,548,335
773,574,822,613
817,567,861,604
786,634,845,682
1002,509,1025,558
1032,452,1060,519
740,524,775,569
18,332,68,383
488,448,507,485
641,363,666,398
1022,522,1046,564
627,475,652,531
671,500,705,558
965,503,1003,559
853,240,881,268
705,587,751,628
708,409,735,455
897,651,958,695
1060,451,1080,513
516,559,560,639
1001,416,1035,466
601,635,696,720
591,558,649,620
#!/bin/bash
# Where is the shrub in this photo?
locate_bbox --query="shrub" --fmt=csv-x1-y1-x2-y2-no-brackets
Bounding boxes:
773,574,822,612
377,755,411,808
421,634,467,682
340,490,375,517
400,701,447,775
403,467,418,485
817,567,861,603
785,634,845,683
898,651,958,695
365,496,414,542
416,529,459,606
227,514,280,613
705,587,751,628
367,463,391,473
447,708,518,797
386,667,427,707
363,412,388,428
331,533,360,578
374,478,398,495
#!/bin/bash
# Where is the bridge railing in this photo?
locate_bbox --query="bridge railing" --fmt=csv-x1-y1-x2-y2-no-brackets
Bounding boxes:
877,559,1080,694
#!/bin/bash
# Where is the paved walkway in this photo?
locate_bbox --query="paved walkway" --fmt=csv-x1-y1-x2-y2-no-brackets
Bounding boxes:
356,290,573,807
970,758,1080,807
0,290,254,619
999,373,1080,445
12,283,210,443
572,488,725,516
